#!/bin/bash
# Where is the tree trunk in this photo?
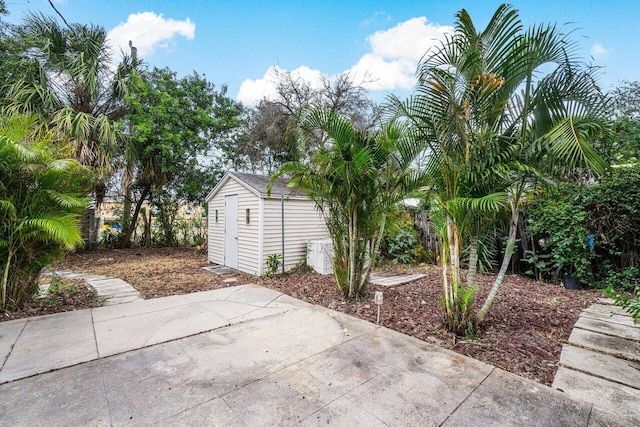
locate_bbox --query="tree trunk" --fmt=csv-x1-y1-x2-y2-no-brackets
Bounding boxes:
144,209,152,247
118,183,151,249
476,207,518,322
1,248,14,309
348,210,356,298
362,212,388,290
123,186,132,229
467,235,479,286
447,219,461,298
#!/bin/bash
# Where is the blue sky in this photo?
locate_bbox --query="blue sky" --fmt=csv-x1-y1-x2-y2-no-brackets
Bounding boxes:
5,1,640,105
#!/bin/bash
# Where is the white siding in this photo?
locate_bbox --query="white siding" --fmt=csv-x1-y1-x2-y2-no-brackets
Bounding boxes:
262,198,329,272
207,179,261,275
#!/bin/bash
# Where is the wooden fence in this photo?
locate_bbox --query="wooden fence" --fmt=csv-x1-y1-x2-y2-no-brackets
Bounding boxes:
410,211,439,257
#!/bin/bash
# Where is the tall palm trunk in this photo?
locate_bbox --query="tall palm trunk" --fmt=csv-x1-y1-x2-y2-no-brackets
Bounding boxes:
1,247,15,310
447,219,461,298
348,209,356,298
362,212,388,287
467,235,479,286
477,205,518,322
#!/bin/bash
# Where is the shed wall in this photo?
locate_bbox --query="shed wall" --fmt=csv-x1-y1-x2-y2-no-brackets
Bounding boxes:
262,198,329,273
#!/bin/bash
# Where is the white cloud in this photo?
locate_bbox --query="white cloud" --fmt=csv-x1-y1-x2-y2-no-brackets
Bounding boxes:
351,17,452,91
237,16,452,105
107,12,195,59
590,43,612,58
237,65,325,106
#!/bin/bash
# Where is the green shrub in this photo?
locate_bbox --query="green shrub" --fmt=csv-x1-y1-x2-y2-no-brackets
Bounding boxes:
265,253,283,277
387,230,417,264
596,266,640,291
382,208,425,265
0,116,92,311
524,184,594,283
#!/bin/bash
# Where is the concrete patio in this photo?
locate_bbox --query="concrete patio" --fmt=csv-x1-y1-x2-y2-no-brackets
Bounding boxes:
0,285,630,426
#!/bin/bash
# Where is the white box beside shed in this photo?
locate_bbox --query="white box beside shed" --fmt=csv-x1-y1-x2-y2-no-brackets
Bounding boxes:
205,171,330,276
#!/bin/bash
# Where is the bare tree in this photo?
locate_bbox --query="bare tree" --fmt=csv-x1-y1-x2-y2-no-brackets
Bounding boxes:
232,69,380,173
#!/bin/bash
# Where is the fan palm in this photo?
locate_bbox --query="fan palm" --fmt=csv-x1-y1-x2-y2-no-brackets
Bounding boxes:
3,12,139,202
393,4,609,332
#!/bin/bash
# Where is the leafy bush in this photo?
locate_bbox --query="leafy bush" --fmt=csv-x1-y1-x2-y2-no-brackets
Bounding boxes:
583,165,640,273
387,230,417,264
0,116,92,311
99,228,125,249
596,266,640,291
524,184,593,283
382,208,425,265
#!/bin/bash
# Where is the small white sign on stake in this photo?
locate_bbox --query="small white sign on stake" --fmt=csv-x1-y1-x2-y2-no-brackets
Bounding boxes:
374,291,383,325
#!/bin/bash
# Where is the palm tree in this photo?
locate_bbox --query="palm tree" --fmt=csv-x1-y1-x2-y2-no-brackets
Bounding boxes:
0,115,91,310
393,4,609,332
3,12,139,203
271,107,427,298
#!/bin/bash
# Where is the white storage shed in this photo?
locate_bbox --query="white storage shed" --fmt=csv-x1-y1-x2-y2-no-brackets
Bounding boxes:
205,171,329,275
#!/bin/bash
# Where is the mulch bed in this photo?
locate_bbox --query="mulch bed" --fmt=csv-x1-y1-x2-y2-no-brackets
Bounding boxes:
14,247,600,385
1,278,103,322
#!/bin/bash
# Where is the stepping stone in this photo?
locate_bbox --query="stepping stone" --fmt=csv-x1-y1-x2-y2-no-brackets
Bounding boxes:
51,270,142,307
574,316,640,341
558,344,640,389
581,310,637,328
202,266,236,275
96,288,139,297
553,367,640,424
585,303,633,318
223,278,237,283
568,328,640,362
370,273,426,288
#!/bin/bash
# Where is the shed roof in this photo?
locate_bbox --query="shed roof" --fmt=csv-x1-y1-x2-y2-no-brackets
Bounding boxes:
205,171,308,202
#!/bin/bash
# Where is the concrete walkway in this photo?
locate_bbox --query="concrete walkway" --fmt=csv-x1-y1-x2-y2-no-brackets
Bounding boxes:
0,285,628,426
552,298,640,424
44,270,143,305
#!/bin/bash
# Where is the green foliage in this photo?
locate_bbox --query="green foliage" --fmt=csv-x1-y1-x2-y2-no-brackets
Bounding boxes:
393,4,608,332
47,274,63,294
0,115,91,310
4,12,139,177
265,254,283,277
272,107,427,298
594,81,640,165
439,284,478,338
382,209,424,265
524,165,640,289
99,228,124,249
521,250,553,280
583,164,640,271
524,184,593,281
118,67,233,248
387,230,417,264
597,267,640,292
606,286,640,324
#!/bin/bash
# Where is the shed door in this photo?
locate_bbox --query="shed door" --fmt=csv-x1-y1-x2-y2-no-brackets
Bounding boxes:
224,195,238,269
